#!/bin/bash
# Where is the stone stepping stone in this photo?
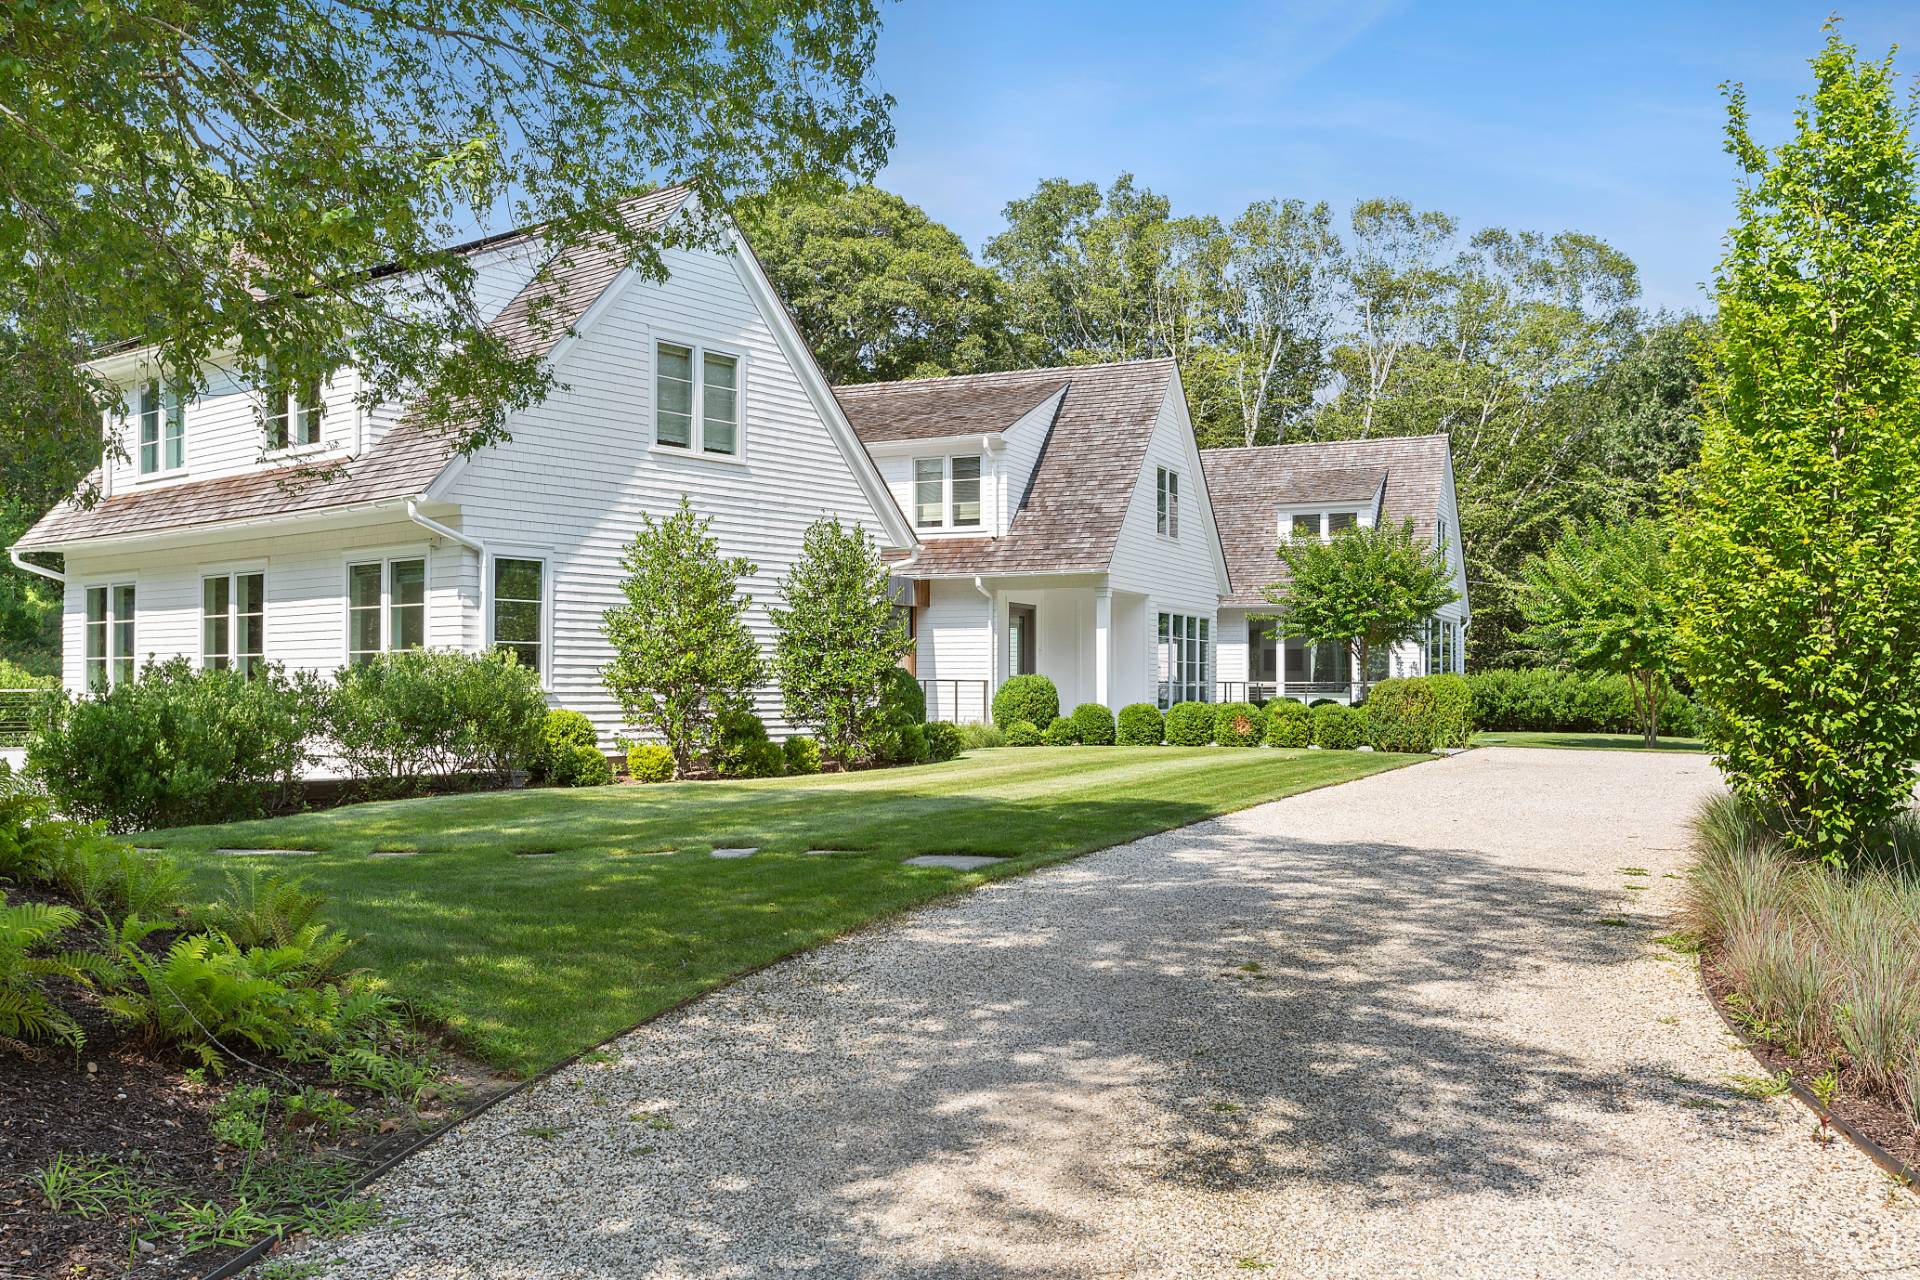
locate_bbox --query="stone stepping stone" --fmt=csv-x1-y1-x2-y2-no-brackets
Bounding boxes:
214,847,315,857
903,854,1005,871
515,850,557,859
709,847,759,859
803,849,855,857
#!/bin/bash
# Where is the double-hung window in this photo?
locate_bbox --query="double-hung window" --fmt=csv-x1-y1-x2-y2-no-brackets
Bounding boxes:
84,584,137,692
265,373,323,450
491,557,545,676
1156,467,1179,537
136,380,185,475
911,455,983,530
655,341,741,456
346,557,426,665
202,572,265,676
1156,612,1213,708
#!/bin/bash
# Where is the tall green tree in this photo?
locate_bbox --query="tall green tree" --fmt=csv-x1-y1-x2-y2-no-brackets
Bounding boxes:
602,500,764,778
769,518,912,765
1675,31,1920,858
742,186,1012,384
1266,521,1458,701
1517,518,1677,746
1591,313,1717,516
1,0,894,463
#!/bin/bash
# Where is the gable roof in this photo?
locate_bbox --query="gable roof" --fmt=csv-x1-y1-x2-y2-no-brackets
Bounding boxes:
1200,435,1452,605
17,187,694,550
836,359,1177,576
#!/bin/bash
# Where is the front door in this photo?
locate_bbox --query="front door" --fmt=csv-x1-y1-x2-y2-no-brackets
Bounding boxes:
1008,604,1037,677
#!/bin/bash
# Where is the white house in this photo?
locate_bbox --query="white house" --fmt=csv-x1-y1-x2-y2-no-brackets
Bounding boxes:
12,190,1468,744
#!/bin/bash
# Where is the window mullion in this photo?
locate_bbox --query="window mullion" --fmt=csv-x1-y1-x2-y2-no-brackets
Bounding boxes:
691,346,704,454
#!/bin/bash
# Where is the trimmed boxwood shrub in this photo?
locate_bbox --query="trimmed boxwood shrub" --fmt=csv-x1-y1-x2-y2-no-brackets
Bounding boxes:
534,709,598,782
1465,667,1698,737
1364,675,1475,753
711,709,785,778
924,721,964,762
1005,720,1042,746
782,735,822,775
991,674,1059,731
560,745,614,787
1165,701,1214,746
1311,702,1365,749
1040,715,1079,746
1116,702,1164,746
1266,699,1312,747
1213,701,1263,747
626,743,675,783
1070,703,1115,746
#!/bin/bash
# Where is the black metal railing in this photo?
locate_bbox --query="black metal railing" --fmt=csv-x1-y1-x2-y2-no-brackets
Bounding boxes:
919,678,991,725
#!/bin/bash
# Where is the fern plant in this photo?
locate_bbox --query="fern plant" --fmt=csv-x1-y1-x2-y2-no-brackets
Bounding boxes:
0,894,111,1049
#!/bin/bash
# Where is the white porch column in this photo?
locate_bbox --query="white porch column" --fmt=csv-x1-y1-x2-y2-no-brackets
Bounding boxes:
1093,586,1112,709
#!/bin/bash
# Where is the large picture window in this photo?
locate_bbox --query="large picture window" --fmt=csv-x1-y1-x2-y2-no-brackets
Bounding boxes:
1156,612,1212,708
492,557,545,675
85,583,136,692
137,380,185,475
910,455,984,530
656,341,742,457
202,572,265,676
346,557,426,665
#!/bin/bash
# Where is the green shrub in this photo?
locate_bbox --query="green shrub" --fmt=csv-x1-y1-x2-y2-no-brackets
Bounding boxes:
1070,703,1115,746
1005,720,1041,747
1466,668,1698,737
1213,702,1263,747
561,744,614,787
1164,702,1214,746
1364,675,1476,753
28,658,324,833
891,722,930,764
957,722,1007,750
991,675,1059,731
1116,702,1164,746
1040,716,1078,746
874,668,931,764
534,710,599,782
1311,703,1364,749
1308,697,1339,708
1265,699,1312,748
781,735,822,775
710,709,785,779
626,743,675,783
327,649,546,796
923,721,964,762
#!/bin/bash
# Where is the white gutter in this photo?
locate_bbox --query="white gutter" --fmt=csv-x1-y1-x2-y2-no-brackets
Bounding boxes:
405,500,489,647
9,546,67,586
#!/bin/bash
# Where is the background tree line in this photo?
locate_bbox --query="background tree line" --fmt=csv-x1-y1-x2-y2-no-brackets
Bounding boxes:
745,180,1715,665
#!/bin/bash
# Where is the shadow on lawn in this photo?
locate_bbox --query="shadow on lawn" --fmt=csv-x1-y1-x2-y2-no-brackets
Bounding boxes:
316,811,1760,1277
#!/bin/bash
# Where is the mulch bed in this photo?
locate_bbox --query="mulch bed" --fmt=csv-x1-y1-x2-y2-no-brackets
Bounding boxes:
0,886,506,1280
1702,960,1920,1180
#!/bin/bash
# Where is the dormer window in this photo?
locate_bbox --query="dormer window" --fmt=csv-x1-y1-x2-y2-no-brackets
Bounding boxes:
912,455,982,530
136,380,185,475
1287,510,1364,541
266,375,323,450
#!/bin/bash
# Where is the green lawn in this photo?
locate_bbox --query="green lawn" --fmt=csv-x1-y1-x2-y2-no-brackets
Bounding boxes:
1474,731,1707,753
143,746,1417,1074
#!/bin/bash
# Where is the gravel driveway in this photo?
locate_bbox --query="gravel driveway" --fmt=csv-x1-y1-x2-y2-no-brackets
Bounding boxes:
302,748,1918,1279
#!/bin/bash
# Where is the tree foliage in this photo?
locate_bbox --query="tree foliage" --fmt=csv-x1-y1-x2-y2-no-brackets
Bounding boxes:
1674,31,1920,859
1266,521,1458,700
769,517,912,766
602,499,764,777
1517,518,1677,745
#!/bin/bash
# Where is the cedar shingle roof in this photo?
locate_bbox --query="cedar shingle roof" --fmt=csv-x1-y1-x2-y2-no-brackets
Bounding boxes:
17,188,692,549
1200,435,1452,606
839,359,1176,576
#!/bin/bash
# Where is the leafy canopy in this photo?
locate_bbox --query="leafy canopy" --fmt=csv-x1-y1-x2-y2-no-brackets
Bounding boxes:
1266,520,1457,698
602,499,764,776
1673,30,1920,858
769,517,912,766
1517,518,1677,745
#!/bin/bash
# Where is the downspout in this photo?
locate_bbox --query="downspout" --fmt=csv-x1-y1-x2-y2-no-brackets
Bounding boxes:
9,546,67,587
975,575,996,694
405,500,488,651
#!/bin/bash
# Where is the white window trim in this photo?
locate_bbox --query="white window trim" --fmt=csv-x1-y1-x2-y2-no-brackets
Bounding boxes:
198,563,268,673
484,547,552,687
340,548,432,666
910,452,985,532
1155,609,1214,708
131,376,188,482
650,332,749,462
1156,466,1180,539
262,376,329,458
1279,507,1373,543
82,578,138,692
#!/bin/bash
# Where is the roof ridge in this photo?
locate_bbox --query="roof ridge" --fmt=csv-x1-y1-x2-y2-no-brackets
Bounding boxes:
833,356,1174,393
1200,432,1449,454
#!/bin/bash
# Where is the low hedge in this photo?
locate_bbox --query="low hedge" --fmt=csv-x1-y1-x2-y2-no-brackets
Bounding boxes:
1071,703,1115,746
1364,675,1473,753
992,675,1059,731
1265,699,1311,748
1466,668,1696,737
1165,701,1214,746
1213,702,1263,747
1116,702,1164,746
1006,720,1042,746
1040,715,1078,746
1311,703,1365,750
627,743,674,783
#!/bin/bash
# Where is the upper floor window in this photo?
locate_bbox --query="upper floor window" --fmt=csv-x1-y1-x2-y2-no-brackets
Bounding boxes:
202,572,265,676
656,341,741,457
346,557,425,665
1437,516,1450,554
266,374,323,450
136,380,185,475
85,583,136,691
912,455,982,530
1157,467,1179,537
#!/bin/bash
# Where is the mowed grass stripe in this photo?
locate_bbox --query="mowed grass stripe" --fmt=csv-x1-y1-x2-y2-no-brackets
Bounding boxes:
143,747,1418,1072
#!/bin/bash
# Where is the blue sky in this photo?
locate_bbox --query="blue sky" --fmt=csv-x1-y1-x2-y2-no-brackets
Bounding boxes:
866,3,1915,313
